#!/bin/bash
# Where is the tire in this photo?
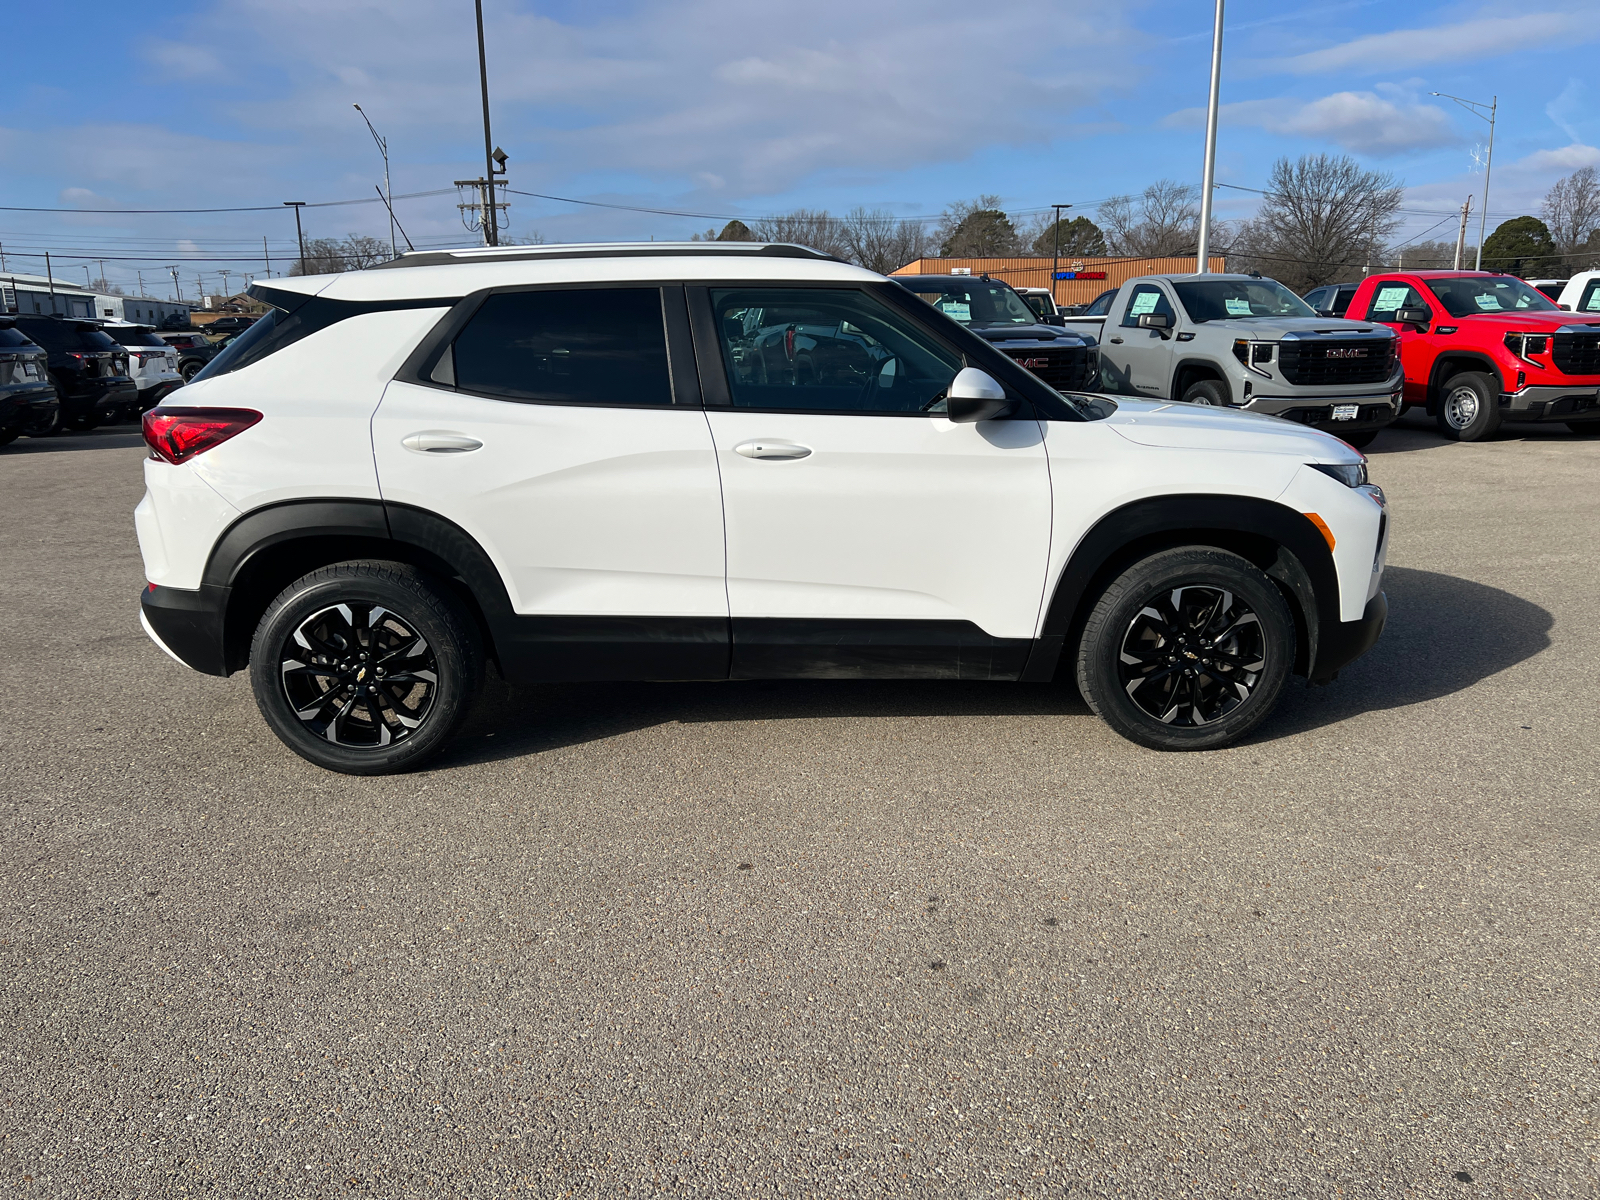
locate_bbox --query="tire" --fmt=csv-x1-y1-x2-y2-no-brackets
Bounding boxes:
1341,430,1378,449
1435,371,1501,441
67,412,102,432
1568,422,1600,437
30,404,64,437
1181,378,1230,406
1075,546,1295,752
249,561,484,775
0,428,20,448
181,361,202,382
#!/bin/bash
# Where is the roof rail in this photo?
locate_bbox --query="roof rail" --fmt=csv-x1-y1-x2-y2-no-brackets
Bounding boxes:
366,241,845,271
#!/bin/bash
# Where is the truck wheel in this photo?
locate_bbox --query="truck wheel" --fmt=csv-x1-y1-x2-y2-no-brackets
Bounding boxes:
181,361,203,382
249,561,484,775
1436,372,1501,441
1075,546,1294,752
1181,379,1230,406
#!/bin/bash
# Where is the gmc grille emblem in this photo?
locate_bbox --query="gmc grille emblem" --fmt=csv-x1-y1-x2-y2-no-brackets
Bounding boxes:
1017,357,1050,368
1326,348,1367,359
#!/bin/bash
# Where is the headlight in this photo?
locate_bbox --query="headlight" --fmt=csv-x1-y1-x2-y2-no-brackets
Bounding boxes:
1309,461,1368,488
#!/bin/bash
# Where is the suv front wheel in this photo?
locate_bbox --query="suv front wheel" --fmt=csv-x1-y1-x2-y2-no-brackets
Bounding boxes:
1075,547,1295,751
249,561,484,775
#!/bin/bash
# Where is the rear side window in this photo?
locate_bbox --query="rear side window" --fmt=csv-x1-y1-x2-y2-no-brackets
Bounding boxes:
189,308,280,383
452,288,673,406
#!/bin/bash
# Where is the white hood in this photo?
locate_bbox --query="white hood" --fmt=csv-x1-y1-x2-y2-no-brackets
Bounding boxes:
1103,399,1362,461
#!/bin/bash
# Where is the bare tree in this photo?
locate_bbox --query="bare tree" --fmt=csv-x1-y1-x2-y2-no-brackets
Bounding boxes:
837,207,930,274
1228,155,1402,292
1386,239,1470,270
1541,166,1600,269
289,233,394,275
748,210,850,259
1098,180,1201,257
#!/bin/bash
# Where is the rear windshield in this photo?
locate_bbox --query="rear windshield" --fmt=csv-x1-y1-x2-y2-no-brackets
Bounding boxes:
0,327,36,348
104,327,167,347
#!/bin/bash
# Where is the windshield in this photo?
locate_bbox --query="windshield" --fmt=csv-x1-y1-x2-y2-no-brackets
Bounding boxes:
1172,279,1316,322
1424,276,1559,317
105,327,166,347
906,281,1037,328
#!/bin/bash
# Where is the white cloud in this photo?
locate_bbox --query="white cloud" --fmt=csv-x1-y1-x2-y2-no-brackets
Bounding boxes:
1271,10,1596,76
141,39,225,79
1166,89,1456,156
1518,143,1600,172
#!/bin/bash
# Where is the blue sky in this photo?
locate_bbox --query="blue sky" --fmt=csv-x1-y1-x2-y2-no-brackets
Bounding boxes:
3,0,1598,297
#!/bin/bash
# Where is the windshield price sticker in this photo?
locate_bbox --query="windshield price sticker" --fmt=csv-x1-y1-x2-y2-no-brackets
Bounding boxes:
1475,294,1502,310
1225,298,1254,316
1130,292,1161,316
1374,286,1410,313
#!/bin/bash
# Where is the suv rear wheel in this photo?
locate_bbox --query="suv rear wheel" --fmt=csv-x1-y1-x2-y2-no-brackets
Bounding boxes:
1075,546,1294,751
1436,371,1501,441
249,561,484,775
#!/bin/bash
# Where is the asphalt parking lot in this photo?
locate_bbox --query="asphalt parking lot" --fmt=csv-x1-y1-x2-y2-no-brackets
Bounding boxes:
2,417,1597,1198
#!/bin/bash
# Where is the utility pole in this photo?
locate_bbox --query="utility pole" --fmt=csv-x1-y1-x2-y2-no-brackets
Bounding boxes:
354,104,398,259
84,266,92,288
97,259,107,290
263,235,272,279
1195,0,1225,274
45,251,56,312
137,269,145,297
168,266,181,303
220,269,232,298
1453,195,1474,270
0,242,6,272
284,201,308,275
1050,204,1071,306
474,0,500,246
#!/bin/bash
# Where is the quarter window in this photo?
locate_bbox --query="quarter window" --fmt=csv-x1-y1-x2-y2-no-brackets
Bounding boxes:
710,288,961,413
1119,285,1175,328
453,288,674,406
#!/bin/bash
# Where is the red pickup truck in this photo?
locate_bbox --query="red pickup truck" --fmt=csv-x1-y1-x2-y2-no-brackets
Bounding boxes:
1345,270,1600,440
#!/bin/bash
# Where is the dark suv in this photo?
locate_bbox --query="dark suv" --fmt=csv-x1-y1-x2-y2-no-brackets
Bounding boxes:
1302,283,1359,318
13,316,137,431
892,275,1097,391
159,331,221,381
0,318,59,445
204,316,257,337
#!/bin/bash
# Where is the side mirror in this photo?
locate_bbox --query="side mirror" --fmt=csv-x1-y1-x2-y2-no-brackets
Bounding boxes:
1315,308,1336,318
1041,313,1066,327
945,367,1016,423
1560,303,1572,311
1396,307,1431,327
1137,312,1172,330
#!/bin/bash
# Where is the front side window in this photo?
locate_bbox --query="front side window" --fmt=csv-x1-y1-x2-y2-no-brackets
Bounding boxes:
1575,280,1600,313
453,288,673,406
1363,283,1428,321
1119,284,1175,328
1172,279,1315,322
711,288,961,413
1425,276,1558,317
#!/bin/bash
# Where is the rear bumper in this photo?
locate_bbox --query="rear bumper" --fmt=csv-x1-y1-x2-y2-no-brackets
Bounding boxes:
139,583,231,676
1,385,58,431
59,379,138,418
1311,590,1386,683
1498,383,1600,421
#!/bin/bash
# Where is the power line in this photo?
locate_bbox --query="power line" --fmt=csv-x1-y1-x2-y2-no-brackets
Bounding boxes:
0,187,455,216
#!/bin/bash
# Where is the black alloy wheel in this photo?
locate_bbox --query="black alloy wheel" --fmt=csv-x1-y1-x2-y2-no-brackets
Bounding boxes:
181,360,202,382
1076,546,1294,751
249,561,483,775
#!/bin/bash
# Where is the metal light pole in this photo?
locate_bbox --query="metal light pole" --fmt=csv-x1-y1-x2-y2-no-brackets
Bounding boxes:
474,0,499,246
1051,203,1071,305
284,201,308,274
1195,0,1225,274
1432,91,1496,270
353,104,398,259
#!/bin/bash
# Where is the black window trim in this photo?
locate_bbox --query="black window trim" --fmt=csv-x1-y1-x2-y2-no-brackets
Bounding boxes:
396,282,701,410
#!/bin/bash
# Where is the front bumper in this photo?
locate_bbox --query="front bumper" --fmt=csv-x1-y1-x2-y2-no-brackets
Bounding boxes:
1246,391,1403,435
1498,383,1600,422
140,583,231,676
1311,591,1386,683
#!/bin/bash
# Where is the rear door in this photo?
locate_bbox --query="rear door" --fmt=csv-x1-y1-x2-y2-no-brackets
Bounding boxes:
692,284,1051,679
372,284,729,680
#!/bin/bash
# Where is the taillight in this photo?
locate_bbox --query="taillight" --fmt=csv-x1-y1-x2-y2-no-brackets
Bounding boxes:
142,407,261,464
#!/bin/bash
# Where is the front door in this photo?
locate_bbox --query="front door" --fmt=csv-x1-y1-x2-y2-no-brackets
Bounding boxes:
694,285,1053,679
372,285,729,680
1360,279,1438,407
1106,282,1178,398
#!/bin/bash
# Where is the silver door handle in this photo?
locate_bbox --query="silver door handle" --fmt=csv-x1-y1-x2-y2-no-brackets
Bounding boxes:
402,431,483,454
734,440,811,460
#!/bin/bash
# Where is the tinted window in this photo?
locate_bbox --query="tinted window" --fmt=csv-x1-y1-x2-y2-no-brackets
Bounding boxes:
16,320,71,350
452,288,672,406
1581,281,1600,313
0,327,35,349
711,288,961,413
1172,279,1315,322
1303,288,1328,310
105,327,166,347
189,308,281,383
1119,285,1175,328
1425,276,1558,317
1362,282,1428,321
1083,289,1117,317
903,281,1036,328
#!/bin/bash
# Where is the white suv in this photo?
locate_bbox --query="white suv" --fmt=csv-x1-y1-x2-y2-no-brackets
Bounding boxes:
134,242,1390,774
101,321,183,412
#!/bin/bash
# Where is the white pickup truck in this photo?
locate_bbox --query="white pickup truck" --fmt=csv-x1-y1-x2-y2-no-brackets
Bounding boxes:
1061,273,1404,447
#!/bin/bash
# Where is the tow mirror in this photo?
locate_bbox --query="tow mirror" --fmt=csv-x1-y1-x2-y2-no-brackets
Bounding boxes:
945,367,1016,423
1397,307,1431,327
1137,312,1172,330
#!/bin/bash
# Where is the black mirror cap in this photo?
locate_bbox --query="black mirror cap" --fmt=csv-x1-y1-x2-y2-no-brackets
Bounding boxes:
1137,313,1172,329
947,394,1018,423
1397,307,1431,326
1041,313,1066,326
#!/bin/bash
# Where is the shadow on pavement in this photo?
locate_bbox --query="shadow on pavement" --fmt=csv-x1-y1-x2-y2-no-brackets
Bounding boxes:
437,565,1550,767
4,428,146,456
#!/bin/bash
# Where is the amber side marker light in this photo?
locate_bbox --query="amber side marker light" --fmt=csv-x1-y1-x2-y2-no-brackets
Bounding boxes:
142,407,262,465
1303,512,1336,552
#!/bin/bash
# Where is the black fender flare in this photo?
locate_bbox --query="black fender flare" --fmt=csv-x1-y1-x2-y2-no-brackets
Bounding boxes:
1426,351,1506,414
1033,493,1342,682
1168,356,1229,402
